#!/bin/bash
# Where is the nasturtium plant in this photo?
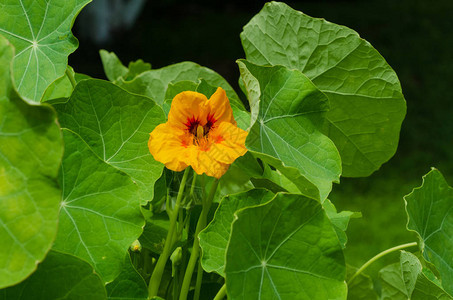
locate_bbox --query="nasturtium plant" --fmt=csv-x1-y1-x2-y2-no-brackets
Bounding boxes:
1,1,451,299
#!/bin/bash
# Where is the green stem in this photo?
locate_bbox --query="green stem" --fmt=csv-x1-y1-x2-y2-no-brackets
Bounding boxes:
213,284,227,300
65,67,77,88
193,259,204,300
179,180,219,300
189,173,197,201
148,168,190,298
348,242,418,285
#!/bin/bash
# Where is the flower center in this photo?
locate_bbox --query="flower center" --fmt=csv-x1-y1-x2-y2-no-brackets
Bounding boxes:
193,125,209,149
196,125,204,139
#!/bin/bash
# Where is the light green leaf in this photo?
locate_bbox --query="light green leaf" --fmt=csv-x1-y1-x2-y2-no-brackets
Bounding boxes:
199,189,275,276
53,79,166,205
404,169,453,296
52,129,144,282
100,50,151,83
100,50,129,82
0,35,63,288
238,59,341,200
225,193,347,299
379,251,452,299
0,0,91,102
116,61,245,111
106,253,148,300
0,250,107,299
241,1,406,177
323,199,361,249
126,59,151,81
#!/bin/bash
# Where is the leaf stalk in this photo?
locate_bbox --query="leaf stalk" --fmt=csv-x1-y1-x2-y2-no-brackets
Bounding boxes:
347,241,418,285
148,168,191,298
179,179,219,300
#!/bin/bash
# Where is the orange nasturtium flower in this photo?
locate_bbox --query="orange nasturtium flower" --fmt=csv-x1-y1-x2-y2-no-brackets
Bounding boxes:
148,87,248,178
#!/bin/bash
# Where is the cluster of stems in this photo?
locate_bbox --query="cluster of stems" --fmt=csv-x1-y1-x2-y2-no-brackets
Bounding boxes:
147,168,222,300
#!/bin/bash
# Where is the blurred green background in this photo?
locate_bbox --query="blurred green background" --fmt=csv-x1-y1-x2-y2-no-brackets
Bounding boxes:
70,0,453,279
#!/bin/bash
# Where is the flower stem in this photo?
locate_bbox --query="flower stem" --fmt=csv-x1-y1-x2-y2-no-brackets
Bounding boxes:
213,284,227,300
65,67,77,88
347,241,418,285
148,168,190,298
179,180,219,300
193,259,204,300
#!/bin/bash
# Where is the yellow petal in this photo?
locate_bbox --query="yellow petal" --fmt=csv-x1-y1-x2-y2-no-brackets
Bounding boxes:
206,122,248,164
167,91,208,130
206,87,236,125
193,150,230,179
148,123,193,172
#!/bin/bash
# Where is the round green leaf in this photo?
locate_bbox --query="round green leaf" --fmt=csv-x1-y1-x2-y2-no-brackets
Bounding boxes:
53,79,166,205
238,60,341,200
52,129,144,282
241,1,406,177
0,250,107,299
0,0,91,102
225,193,347,299
404,169,453,296
199,189,275,276
0,35,63,288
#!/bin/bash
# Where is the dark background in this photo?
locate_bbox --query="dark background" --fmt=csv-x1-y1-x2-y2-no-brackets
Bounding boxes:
70,0,453,276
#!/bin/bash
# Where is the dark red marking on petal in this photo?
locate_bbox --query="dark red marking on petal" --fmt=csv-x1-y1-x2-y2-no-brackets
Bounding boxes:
185,116,200,135
206,114,216,129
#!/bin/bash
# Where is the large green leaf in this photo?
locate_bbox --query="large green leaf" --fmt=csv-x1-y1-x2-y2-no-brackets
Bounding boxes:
241,1,406,177
0,35,63,288
52,129,144,282
116,61,245,111
199,189,275,277
0,0,91,102
379,251,452,299
106,253,148,300
53,79,166,204
225,193,347,299
238,60,341,200
404,169,453,295
0,250,107,299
